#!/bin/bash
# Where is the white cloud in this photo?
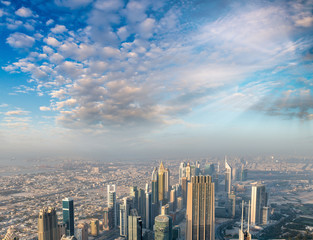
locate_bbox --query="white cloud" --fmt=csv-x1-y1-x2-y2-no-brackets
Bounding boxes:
295,16,313,27
46,19,54,26
15,7,33,18
0,9,4,17
0,103,8,107
39,106,51,111
51,24,67,34
1,1,10,6
5,110,29,116
44,37,61,47
138,18,155,38
6,32,35,48
50,53,64,64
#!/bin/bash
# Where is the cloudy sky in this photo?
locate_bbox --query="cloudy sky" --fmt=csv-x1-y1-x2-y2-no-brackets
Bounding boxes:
0,0,313,162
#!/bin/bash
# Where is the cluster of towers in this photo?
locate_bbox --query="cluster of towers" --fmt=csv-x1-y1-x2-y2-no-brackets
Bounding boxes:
32,158,269,240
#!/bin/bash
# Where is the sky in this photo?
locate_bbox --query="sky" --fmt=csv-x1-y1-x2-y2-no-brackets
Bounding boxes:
0,0,313,162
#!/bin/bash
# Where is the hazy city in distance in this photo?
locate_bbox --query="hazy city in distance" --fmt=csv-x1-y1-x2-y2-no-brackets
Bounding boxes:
1,0,313,240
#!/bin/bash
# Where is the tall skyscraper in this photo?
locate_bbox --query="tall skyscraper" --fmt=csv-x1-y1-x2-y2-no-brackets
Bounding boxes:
179,162,186,185
130,186,139,211
75,223,88,240
38,207,58,240
145,192,152,230
103,207,114,231
239,201,251,240
251,184,268,225
186,176,215,240
158,162,170,203
170,188,176,212
128,209,142,240
107,185,117,228
138,188,146,220
185,163,191,181
120,196,133,237
181,177,187,207
151,167,159,204
225,158,232,195
154,214,173,240
63,198,74,236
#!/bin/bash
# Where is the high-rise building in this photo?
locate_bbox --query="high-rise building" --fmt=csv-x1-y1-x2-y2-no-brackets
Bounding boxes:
170,188,176,212
228,192,236,218
152,167,159,205
145,192,152,230
90,219,99,236
75,223,88,240
63,198,74,236
179,162,186,185
38,207,58,240
250,184,268,225
154,214,173,240
103,207,114,231
130,186,139,211
107,185,117,228
225,159,232,195
138,188,146,222
239,201,251,240
185,163,191,181
158,162,170,203
128,209,142,240
172,226,181,240
3,226,19,240
186,176,215,240
120,196,133,237
177,197,183,211
57,223,66,240
181,177,187,207
262,206,269,225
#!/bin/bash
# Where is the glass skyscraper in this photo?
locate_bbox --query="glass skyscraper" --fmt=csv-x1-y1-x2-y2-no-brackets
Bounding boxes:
62,198,74,236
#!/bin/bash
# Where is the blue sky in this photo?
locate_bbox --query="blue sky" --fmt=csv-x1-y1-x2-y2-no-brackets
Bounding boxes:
0,0,313,161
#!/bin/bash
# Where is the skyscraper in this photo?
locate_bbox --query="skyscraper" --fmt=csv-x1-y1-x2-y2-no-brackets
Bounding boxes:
138,188,146,221
186,176,215,240
170,188,176,212
128,209,142,240
154,214,173,240
120,196,133,237
145,192,152,229
103,207,114,231
181,177,187,207
130,186,139,211
158,162,170,203
38,207,58,240
179,162,186,185
63,198,74,236
151,167,159,204
75,223,88,240
225,159,232,195
107,185,117,228
251,184,268,225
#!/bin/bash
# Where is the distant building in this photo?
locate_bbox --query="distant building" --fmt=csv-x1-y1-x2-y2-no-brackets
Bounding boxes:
170,188,176,212
90,219,99,236
145,192,152,230
3,226,19,240
186,176,215,240
120,196,133,237
172,226,181,240
103,207,114,231
176,197,183,211
130,186,139,211
181,177,187,207
128,209,142,240
57,223,66,240
158,162,170,203
138,188,146,224
179,162,186,185
38,207,58,240
262,206,269,225
75,223,88,240
154,214,173,240
228,192,236,218
63,198,74,236
225,158,232,194
251,184,268,225
107,185,117,228
152,167,159,205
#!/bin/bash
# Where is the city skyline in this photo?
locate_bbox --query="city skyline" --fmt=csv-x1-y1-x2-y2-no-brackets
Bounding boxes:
0,0,313,162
